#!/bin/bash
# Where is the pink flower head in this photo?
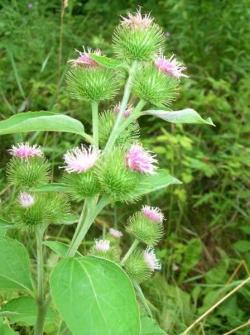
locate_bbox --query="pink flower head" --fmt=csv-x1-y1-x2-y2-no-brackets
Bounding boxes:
63,145,100,174
126,144,157,175
114,103,133,118
109,228,123,238
121,9,153,29
19,192,35,208
9,143,43,159
95,239,110,252
68,48,101,68
142,206,164,223
143,248,161,271
155,55,188,79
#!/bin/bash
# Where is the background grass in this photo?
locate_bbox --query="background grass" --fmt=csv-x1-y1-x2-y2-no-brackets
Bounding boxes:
0,1,250,334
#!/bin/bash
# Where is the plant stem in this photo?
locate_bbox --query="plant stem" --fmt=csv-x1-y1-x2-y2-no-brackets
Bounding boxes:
91,101,99,148
181,277,250,335
34,228,47,335
69,201,86,248
104,61,138,154
134,282,153,318
68,197,109,257
121,239,139,265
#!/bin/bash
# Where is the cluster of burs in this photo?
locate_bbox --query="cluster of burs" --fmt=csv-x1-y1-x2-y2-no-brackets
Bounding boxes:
6,9,187,283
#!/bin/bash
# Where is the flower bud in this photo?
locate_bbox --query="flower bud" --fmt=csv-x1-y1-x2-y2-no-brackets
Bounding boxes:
7,144,49,188
133,64,178,107
113,9,165,61
99,110,139,149
15,192,70,230
126,144,157,175
124,249,151,283
126,206,164,246
97,147,141,202
124,247,161,283
67,50,121,103
155,54,187,79
89,239,120,262
62,145,101,200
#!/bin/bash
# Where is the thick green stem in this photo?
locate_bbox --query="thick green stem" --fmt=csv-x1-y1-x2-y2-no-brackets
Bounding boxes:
104,61,138,154
34,229,47,335
67,197,109,257
69,201,86,249
91,101,99,148
121,239,139,265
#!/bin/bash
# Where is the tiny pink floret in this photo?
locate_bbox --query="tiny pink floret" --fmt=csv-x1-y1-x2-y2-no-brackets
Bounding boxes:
63,145,100,174
155,55,188,79
126,144,157,175
121,9,153,29
114,102,133,118
95,239,110,252
9,143,43,159
144,248,161,271
19,192,35,208
109,228,123,238
142,205,164,223
68,49,101,68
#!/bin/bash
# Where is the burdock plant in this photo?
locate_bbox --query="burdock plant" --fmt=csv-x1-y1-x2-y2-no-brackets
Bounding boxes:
0,8,213,335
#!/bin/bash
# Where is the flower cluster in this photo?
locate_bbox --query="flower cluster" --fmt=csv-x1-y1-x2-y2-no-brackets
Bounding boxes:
5,8,189,294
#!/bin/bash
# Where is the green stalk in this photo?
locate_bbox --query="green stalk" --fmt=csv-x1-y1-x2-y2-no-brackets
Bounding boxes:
34,228,47,335
91,101,99,148
69,201,87,249
121,239,139,265
104,61,138,154
68,197,109,257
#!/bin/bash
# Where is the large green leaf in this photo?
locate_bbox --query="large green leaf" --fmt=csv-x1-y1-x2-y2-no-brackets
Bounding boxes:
134,169,181,198
0,237,33,293
0,112,85,136
50,256,140,335
0,318,17,335
140,316,166,335
2,296,57,327
145,108,214,126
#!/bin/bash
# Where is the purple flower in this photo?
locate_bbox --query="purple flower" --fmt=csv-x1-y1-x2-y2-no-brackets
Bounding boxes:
63,145,100,174
19,192,35,208
142,206,164,223
9,143,43,159
126,144,157,175
121,9,153,29
114,102,133,118
155,55,188,79
109,228,123,238
68,48,101,68
95,239,110,252
143,248,161,271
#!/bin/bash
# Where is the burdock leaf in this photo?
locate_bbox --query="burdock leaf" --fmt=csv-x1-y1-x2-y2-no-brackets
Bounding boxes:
0,112,86,137
145,108,215,126
133,169,181,198
50,256,140,335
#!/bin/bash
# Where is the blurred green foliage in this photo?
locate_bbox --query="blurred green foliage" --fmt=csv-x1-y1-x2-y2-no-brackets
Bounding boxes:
0,1,250,334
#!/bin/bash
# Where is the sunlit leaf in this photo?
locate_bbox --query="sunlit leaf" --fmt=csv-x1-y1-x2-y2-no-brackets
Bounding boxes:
0,112,86,137
51,256,140,335
145,108,214,126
